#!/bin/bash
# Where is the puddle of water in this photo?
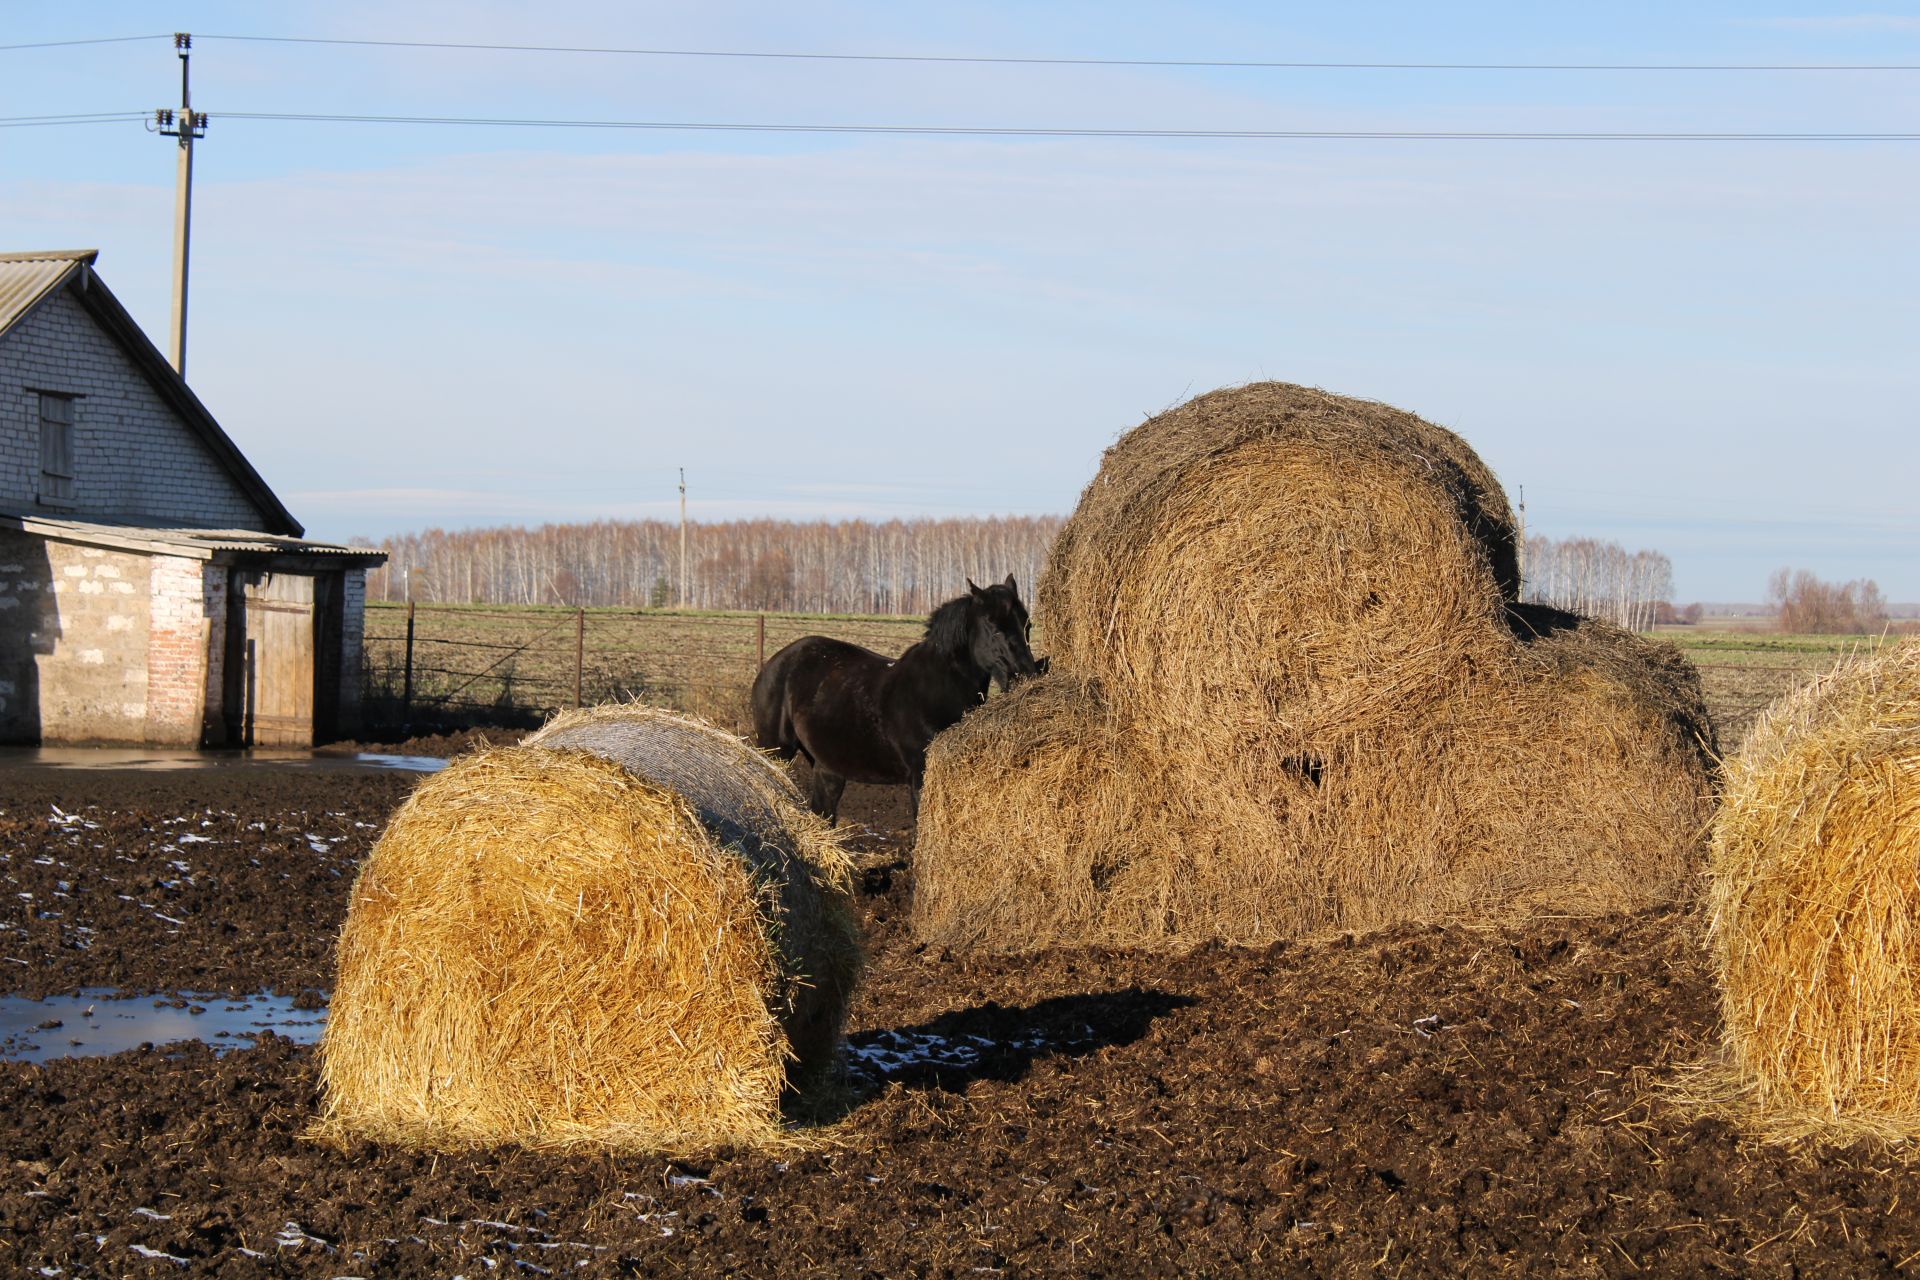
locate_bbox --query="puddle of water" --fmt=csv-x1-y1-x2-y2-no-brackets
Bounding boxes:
348,753,449,773
0,747,445,774
0,990,326,1062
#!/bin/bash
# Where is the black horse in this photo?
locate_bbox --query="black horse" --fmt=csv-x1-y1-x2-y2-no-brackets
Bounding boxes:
751,574,1040,824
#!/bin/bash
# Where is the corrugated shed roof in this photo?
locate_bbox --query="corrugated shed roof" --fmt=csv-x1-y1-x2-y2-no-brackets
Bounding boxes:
0,250,97,340
0,511,387,564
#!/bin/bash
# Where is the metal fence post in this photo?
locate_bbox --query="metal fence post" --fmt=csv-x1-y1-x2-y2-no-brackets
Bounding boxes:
401,599,416,729
574,607,585,708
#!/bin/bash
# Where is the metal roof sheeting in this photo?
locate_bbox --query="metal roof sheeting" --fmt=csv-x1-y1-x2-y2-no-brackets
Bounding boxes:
0,250,96,340
0,512,387,564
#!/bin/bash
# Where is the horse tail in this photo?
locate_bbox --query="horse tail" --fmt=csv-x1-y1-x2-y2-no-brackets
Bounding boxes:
749,648,800,760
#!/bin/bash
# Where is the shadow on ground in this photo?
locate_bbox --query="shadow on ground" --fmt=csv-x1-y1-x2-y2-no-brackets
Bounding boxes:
842,988,1195,1096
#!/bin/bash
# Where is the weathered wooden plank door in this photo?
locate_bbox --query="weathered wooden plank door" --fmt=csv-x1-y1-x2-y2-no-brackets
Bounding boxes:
237,570,317,747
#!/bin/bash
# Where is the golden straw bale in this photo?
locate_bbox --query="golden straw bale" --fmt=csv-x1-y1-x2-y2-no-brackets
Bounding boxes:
315,707,859,1153
1038,383,1520,752
1424,613,1716,919
913,384,1715,952
911,673,1297,950
914,625,1715,950
1707,639,1920,1139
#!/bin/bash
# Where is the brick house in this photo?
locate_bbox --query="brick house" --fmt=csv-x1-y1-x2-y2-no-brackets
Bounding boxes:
0,249,385,747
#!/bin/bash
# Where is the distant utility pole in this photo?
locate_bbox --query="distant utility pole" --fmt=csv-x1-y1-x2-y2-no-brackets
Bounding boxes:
1516,484,1527,594
678,468,688,608
154,32,207,378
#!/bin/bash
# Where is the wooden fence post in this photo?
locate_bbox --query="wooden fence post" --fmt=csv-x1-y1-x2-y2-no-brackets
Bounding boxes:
574,607,585,709
401,599,416,728
756,613,766,673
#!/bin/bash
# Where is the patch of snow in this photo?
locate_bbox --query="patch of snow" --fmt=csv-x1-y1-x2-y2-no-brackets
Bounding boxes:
127,1244,190,1265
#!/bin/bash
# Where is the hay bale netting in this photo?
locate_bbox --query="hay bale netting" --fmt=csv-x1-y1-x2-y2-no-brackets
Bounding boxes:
315,706,860,1152
914,382,1716,952
1707,639,1920,1139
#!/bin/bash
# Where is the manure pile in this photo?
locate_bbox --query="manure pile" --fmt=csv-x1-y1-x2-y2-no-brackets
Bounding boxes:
1707,639,1920,1140
914,382,1717,950
315,705,860,1153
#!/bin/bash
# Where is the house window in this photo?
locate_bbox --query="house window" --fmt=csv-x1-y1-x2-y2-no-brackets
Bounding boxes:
37,392,76,505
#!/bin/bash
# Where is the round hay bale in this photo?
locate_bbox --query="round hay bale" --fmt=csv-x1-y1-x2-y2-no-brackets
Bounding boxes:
1707,639,1920,1138
315,707,860,1153
913,383,1715,952
1423,612,1716,919
915,630,1715,950
912,673,1311,950
1037,382,1520,752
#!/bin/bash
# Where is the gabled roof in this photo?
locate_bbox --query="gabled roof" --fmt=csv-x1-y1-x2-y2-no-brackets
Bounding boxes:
0,249,96,337
0,249,305,538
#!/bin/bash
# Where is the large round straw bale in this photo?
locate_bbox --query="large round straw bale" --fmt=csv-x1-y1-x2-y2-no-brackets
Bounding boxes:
1437,612,1717,917
1038,382,1520,751
315,707,859,1152
914,383,1715,952
914,627,1714,950
1707,639,1920,1138
912,673,1290,950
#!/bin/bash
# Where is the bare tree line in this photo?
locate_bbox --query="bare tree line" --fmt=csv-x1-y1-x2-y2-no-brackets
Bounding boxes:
1522,535,1675,632
357,516,1062,616
359,518,1691,629
1768,569,1888,634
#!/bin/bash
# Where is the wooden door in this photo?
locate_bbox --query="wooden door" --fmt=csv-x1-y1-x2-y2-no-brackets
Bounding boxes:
234,570,318,747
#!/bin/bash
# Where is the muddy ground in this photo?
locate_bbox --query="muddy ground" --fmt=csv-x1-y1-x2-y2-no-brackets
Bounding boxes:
3,751,1918,1277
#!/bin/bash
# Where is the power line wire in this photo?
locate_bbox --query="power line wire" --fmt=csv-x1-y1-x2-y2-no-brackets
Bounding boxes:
192,33,1920,72
203,111,1920,141
0,34,170,51
4,31,1915,72
0,111,146,122
5,109,1913,142
0,111,149,128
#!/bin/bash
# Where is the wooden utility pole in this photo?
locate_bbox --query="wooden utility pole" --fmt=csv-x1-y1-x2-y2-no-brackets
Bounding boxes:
155,33,207,377
678,467,688,608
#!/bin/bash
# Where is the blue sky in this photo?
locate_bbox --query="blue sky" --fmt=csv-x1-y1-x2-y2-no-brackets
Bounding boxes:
3,2,1916,600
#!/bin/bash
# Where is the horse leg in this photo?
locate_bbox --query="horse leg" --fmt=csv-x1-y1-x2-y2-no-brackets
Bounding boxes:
809,770,849,827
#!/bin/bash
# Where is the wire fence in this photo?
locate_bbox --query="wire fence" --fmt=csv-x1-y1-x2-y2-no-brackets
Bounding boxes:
360,602,926,736
359,605,1898,749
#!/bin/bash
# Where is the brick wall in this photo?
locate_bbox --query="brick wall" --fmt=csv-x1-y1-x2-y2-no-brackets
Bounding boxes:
145,554,209,744
0,289,269,529
0,530,220,746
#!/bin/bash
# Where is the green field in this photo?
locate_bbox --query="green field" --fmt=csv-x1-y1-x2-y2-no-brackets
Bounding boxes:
363,602,1887,746
1656,629,1891,749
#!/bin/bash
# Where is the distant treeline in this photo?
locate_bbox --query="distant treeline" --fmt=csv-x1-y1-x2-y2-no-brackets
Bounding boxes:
1521,535,1675,632
357,516,1063,616
358,518,1687,628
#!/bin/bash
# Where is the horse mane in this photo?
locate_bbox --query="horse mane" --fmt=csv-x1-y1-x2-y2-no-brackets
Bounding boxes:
923,595,975,658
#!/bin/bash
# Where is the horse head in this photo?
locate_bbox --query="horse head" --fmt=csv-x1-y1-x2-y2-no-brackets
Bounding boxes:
962,573,1041,692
